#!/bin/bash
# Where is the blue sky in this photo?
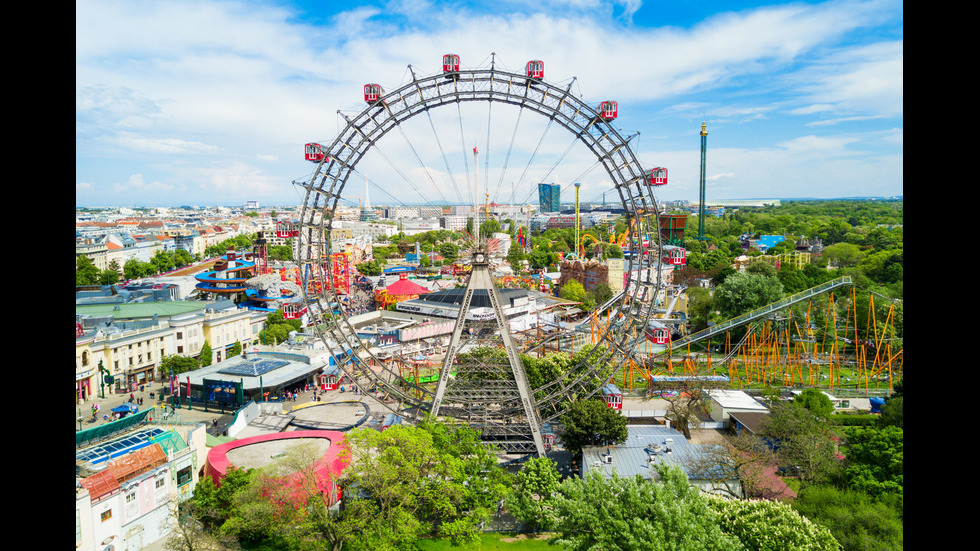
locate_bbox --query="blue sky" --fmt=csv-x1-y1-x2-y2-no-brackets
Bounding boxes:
76,0,903,208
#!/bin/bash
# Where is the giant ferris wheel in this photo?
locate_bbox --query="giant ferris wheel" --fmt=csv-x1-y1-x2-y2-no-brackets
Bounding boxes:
292,54,670,443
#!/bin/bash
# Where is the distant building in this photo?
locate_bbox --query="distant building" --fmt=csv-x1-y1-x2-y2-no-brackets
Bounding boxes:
440,215,468,232
538,183,561,213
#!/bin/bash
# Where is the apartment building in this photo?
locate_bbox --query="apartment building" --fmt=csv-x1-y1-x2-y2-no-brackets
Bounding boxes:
76,414,207,551
76,301,268,402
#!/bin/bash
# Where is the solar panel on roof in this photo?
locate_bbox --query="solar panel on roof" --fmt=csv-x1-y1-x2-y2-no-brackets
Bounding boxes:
76,428,166,465
217,358,290,377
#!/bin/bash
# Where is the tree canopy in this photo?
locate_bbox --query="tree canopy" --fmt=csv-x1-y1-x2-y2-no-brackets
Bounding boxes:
558,398,628,454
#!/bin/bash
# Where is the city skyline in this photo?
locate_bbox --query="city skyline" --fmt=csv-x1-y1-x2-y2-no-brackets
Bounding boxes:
76,0,903,208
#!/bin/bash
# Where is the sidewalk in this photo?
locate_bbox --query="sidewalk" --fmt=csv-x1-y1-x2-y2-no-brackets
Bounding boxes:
75,381,236,436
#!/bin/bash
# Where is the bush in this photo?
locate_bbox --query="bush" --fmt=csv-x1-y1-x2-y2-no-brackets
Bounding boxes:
710,497,841,551
792,485,903,551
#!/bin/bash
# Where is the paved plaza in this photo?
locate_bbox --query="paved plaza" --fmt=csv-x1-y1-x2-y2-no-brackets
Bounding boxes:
75,379,386,437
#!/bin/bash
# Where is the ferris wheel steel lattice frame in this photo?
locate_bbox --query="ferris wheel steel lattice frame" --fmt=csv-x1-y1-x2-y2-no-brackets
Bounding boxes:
296,63,666,424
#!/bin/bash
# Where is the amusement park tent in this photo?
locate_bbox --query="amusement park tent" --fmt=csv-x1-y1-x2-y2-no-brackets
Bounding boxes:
382,274,431,297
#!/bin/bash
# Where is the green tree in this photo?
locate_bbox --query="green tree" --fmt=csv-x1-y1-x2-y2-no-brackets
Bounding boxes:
505,456,562,530
792,485,903,551
199,340,213,367
341,420,510,545
878,396,903,429
123,258,153,280
794,388,834,420
685,286,714,332
528,248,554,270
841,425,903,502
559,398,628,454
710,496,841,551
438,242,459,263
551,465,744,551
713,271,785,319
151,250,176,274
259,323,290,345
355,259,383,276
822,242,862,269
76,255,101,285
559,278,594,310
160,354,202,376
253,441,354,551
97,268,121,286
191,466,257,531
228,341,242,358
761,402,842,485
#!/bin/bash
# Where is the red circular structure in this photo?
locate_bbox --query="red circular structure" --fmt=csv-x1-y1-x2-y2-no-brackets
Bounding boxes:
204,430,348,504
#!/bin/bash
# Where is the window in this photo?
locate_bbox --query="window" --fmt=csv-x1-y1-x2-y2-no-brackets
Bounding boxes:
126,492,137,503
176,466,193,486
101,509,112,522
156,477,166,489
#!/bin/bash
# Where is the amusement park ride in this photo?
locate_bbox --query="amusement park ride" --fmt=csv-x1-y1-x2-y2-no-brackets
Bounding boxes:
287,54,899,455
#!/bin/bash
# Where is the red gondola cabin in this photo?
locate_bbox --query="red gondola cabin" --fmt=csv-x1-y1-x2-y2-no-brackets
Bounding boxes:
663,246,687,266
598,101,618,121
305,142,327,162
601,383,623,410
364,83,383,105
646,167,668,186
276,221,298,239
646,326,670,345
526,60,544,80
319,366,344,391
282,302,305,320
442,54,460,74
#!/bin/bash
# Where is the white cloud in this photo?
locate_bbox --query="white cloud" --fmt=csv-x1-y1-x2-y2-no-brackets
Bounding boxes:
113,174,176,194
75,0,902,206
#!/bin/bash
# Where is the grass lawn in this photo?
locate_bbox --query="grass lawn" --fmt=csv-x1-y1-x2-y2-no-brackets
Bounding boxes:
416,533,559,550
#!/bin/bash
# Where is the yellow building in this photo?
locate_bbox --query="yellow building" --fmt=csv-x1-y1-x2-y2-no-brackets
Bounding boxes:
76,303,267,403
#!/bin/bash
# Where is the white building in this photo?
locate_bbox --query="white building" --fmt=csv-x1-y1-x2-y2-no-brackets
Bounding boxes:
333,221,398,240
705,389,770,425
440,215,468,231
76,417,207,551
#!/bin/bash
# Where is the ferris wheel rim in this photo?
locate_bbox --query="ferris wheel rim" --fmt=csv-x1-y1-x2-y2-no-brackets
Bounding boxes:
296,61,665,421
